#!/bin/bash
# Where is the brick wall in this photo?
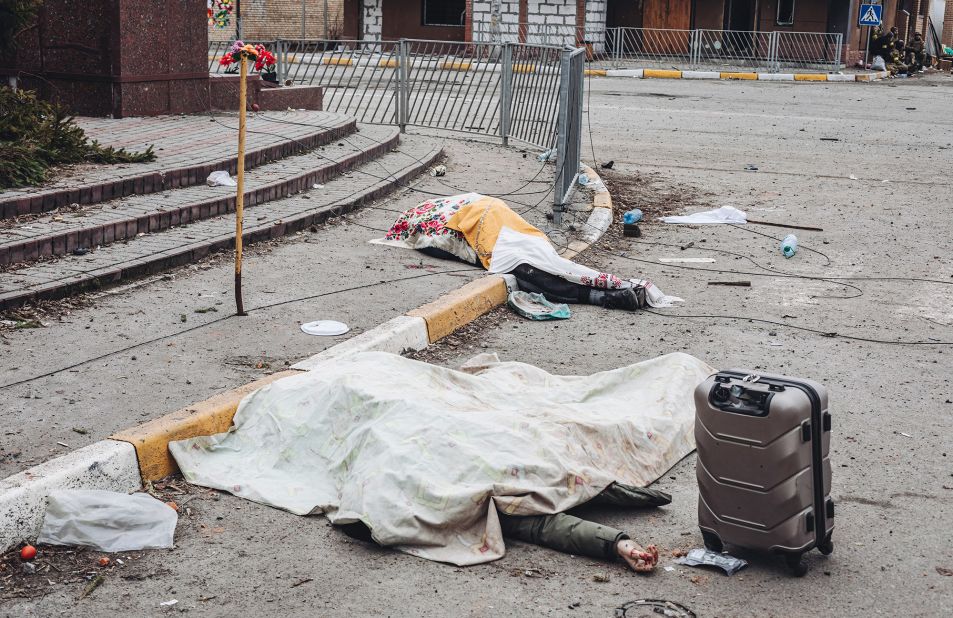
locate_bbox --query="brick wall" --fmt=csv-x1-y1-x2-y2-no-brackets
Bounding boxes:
357,0,609,45
208,0,345,42
944,0,953,47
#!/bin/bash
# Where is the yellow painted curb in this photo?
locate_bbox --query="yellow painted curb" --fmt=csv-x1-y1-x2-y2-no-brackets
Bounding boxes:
441,60,472,71
379,58,401,68
794,73,827,81
721,72,758,80
513,63,538,74
584,69,607,77
407,276,508,343
643,69,682,79
854,74,871,82
560,239,592,261
111,370,300,481
323,57,354,66
592,192,612,209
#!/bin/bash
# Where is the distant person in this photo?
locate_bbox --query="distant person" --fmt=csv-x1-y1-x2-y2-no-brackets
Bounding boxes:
906,32,926,72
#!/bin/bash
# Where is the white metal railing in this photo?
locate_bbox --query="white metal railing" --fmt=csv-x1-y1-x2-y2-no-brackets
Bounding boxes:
471,23,844,72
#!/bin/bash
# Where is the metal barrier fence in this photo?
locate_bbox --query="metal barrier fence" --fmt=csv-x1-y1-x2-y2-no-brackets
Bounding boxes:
208,38,584,219
553,47,585,224
473,24,843,72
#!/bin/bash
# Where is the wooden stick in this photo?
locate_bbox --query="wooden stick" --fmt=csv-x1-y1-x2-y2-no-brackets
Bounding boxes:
235,54,248,316
746,218,824,232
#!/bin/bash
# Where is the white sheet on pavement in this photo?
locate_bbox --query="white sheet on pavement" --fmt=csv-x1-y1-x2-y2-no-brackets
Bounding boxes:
660,205,747,224
170,352,713,566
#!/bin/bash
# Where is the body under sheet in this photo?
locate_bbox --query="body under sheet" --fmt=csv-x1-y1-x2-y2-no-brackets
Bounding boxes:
170,352,713,565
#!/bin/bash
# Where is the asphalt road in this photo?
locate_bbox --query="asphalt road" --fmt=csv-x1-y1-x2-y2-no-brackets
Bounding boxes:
4,73,953,616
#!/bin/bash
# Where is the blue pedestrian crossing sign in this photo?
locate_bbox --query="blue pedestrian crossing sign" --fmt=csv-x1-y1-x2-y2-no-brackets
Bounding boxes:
859,4,883,27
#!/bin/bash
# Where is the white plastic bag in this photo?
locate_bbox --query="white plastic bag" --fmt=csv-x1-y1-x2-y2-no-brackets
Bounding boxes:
660,205,747,225
37,490,177,552
871,55,886,71
206,170,237,187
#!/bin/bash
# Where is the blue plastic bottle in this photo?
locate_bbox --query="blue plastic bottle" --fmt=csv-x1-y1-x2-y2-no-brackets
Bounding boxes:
781,234,798,258
623,209,643,225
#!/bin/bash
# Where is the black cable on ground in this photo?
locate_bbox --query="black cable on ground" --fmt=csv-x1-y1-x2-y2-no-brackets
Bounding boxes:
0,267,480,391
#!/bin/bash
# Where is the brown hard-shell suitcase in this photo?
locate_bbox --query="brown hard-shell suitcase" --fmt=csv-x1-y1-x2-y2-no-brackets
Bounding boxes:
694,370,833,576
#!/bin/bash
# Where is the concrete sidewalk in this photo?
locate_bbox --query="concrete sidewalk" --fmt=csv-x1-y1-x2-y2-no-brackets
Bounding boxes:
2,73,952,617
0,135,561,481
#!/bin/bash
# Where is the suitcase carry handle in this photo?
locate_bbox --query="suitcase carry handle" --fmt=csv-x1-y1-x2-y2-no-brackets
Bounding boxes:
709,377,778,417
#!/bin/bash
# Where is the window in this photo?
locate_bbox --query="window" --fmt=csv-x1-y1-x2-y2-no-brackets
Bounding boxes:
422,0,466,27
777,0,795,26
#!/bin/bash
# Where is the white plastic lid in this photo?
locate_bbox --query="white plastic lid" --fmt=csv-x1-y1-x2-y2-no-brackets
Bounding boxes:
300,320,350,336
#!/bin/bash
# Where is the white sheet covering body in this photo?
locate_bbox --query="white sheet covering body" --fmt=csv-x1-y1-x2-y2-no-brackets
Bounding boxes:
170,352,713,566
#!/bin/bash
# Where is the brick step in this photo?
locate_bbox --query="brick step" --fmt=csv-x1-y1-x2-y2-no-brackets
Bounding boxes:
0,111,356,220
0,125,401,267
0,136,442,311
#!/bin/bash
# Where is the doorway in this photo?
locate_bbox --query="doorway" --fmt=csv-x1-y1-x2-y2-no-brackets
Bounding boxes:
724,0,756,31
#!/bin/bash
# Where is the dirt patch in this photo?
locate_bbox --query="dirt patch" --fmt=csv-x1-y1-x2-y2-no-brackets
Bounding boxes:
0,543,150,602
408,306,517,365
600,168,711,221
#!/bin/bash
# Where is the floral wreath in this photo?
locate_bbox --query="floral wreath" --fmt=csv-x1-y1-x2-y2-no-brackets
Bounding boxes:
219,41,278,75
208,0,234,29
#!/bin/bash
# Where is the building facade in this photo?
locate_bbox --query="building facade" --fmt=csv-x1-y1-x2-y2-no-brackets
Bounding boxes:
342,1,953,65
209,0,345,42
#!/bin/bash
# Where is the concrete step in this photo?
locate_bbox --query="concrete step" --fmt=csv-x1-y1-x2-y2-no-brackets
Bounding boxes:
0,135,441,311
0,111,355,220
0,125,401,267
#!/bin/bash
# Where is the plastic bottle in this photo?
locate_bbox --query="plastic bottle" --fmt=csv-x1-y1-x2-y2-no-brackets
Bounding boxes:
780,234,798,258
623,209,643,225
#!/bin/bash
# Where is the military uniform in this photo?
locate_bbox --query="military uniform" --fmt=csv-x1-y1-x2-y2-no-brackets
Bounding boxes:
498,483,671,561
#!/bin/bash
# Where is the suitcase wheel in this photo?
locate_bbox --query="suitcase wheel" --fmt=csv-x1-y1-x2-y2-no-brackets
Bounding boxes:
700,530,723,553
818,536,834,556
784,553,808,577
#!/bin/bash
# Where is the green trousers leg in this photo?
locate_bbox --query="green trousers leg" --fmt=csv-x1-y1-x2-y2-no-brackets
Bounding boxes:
498,511,627,562
497,482,670,561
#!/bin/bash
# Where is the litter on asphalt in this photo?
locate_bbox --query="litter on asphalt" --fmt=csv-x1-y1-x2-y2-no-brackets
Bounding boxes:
674,548,748,575
37,490,178,553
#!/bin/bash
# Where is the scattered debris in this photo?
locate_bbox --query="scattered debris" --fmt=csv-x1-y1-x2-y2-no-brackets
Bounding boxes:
661,206,746,225
291,577,314,588
746,218,824,232
206,171,236,187
781,234,798,258
38,490,178,552
79,574,104,600
97,557,110,567
600,161,614,169
708,281,751,287
194,306,218,313
430,165,447,177
848,174,859,180
160,599,178,607
658,258,715,264
936,567,953,576
19,545,36,561
300,320,350,336
592,571,611,583
896,432,913,438
819,137,840,142
674,549,748,575
71,427,88,435
744,164,759,171
507,291,571,321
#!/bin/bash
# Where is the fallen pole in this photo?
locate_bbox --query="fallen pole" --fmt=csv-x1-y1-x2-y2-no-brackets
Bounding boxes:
746,218,824,232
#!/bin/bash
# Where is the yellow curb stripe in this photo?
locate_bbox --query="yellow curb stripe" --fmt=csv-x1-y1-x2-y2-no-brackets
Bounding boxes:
794,73,827,81
643,69,682,79
379,58,405,68
513,63,538,74
111,370,300,481
407,276,508,343
592,192,612,209
584,69,607,77
720,72,758,80
323,57,353,66
854,74,871,82
441,60,472,71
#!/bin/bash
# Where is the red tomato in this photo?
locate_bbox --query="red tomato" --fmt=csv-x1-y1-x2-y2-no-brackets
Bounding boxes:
20,545,37,561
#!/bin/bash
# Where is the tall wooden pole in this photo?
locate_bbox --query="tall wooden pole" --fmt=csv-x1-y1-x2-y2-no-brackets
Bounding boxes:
235,54,248,316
